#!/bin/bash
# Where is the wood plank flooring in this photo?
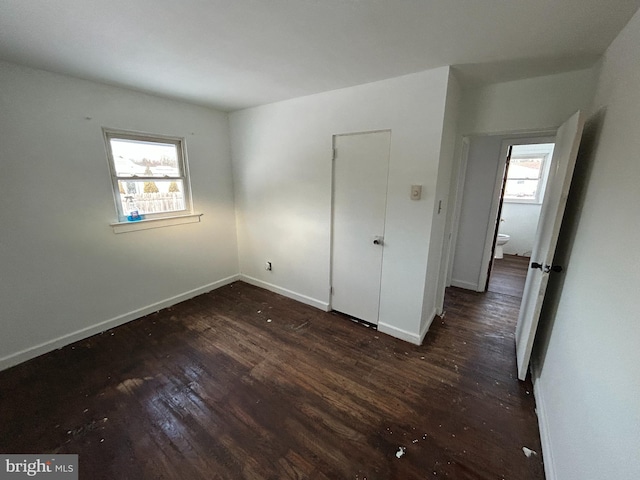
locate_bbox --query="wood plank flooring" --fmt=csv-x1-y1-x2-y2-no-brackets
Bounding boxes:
488,255,530,298
0,282,545,479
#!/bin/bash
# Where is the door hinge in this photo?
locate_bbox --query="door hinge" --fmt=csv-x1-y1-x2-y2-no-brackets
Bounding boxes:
332,147,337,160
330,286,334,295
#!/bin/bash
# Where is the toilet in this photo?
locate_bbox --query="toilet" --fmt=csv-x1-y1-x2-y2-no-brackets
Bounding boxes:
494,234,510,259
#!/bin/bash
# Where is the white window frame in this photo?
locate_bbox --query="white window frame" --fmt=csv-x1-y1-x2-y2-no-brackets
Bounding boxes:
503,151,553,204
103,128,195,227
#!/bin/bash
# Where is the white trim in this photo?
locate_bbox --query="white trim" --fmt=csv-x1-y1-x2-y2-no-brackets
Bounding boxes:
446,136,470,288
531,362,557,480
377,314,432,346
0,274,240,372
462,127,558,138
450,279,480,291
111,213,203,233
503,147,555,205
240,275,330,311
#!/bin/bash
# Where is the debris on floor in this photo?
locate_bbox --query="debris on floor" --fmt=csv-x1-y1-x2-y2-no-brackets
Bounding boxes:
522,446,537,458
293,321,309,331
395,447,406,458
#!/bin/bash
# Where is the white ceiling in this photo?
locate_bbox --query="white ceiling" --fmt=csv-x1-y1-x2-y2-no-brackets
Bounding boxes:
1,0,639,111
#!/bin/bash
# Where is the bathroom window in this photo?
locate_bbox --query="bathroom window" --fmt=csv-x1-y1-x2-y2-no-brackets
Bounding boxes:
504,143,554,204
103,129,193,222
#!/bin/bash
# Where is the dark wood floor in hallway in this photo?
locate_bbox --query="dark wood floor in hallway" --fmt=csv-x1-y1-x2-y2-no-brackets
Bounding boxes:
488,254,530,298
0,282,545,480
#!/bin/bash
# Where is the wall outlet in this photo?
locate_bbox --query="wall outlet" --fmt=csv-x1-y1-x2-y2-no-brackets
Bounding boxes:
265,261,272,271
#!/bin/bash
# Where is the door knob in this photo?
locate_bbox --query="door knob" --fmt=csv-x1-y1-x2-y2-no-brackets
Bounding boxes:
544,264,563,273
373,236,384,246
531,261,563,273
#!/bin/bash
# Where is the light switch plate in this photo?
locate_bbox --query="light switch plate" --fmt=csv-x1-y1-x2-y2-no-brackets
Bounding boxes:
411,185,422,200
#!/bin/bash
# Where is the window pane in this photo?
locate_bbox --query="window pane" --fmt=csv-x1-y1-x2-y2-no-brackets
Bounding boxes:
118,179,186,215
507,157,544,180
110,138,180,177
504,179,539,200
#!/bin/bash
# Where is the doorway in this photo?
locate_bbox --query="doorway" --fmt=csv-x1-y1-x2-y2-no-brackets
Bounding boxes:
448,133,555,294
330,130,391,324
486,142,556,297
446,111,585,380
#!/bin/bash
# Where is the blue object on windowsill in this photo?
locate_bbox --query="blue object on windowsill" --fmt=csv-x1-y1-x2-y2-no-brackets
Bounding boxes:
127,210,144,222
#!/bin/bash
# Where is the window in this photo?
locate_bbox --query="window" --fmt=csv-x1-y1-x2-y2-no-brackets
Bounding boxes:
504,143,555,204
104,129,193,223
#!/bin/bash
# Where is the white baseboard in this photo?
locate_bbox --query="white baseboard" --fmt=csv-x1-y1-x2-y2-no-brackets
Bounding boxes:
450,279,480,291
239,275,330,312
0,274,240,372
378,315,431,346
531,362,557,480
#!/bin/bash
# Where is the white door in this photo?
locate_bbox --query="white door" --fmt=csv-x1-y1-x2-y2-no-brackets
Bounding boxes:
515,111,585,380
331,131,391,324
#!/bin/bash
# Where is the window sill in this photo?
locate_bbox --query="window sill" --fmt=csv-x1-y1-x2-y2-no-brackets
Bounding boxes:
503,199,542,205
110,213,203,234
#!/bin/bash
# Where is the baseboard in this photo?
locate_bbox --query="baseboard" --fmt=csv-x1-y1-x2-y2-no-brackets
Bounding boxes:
378,319,427,346
0,274,240,372
239,275,330,312
450,279,479,291
531,361,557,480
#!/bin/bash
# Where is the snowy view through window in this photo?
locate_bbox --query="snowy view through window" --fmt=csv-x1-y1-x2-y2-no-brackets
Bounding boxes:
504,143,554,203
109,137,186,217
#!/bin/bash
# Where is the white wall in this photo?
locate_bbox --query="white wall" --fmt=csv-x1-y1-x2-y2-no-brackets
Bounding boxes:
533,9,640,480
499,202,541,256
450,69,598,290
0,62,239,369
230,68,453,344
460,68,599,135
451,135,503,290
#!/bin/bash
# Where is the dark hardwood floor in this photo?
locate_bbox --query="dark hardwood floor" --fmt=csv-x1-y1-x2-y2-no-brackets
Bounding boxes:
0,282,544,479
487,254,530,298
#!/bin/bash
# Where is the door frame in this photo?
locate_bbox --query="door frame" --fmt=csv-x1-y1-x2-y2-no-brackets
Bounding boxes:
483,144,513,291
476,132,557,291
329,129,392,314
443,137,470,293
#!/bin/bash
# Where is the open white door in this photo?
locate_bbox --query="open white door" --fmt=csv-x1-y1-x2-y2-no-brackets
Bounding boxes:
515,111,585,381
